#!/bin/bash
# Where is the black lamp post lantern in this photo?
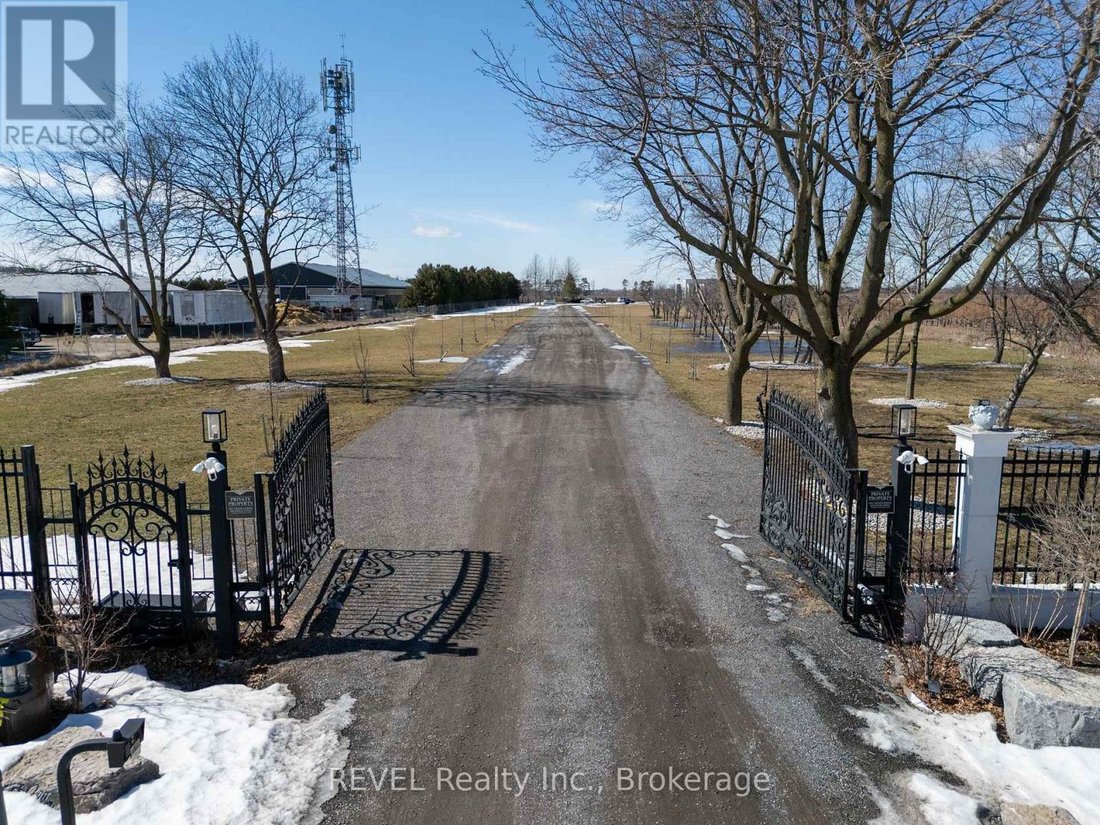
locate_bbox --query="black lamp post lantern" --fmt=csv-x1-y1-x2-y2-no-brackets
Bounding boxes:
0,643,35,698
892,403,918,441
202,409,228,446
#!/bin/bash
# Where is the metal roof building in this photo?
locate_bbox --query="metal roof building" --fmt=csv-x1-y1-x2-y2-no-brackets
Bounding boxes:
261,263,409,310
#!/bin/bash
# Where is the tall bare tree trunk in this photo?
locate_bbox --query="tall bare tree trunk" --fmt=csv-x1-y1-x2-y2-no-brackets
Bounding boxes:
818,358,860,464
265,328,288,383
905,321,923,400
153,334,172,379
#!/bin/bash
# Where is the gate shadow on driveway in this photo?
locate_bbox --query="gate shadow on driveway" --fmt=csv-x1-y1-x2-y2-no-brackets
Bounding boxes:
296,548,503,660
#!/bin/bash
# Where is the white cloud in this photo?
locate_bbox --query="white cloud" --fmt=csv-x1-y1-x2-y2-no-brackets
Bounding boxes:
413,224,461,239
464,211,542,233
580,199,617,215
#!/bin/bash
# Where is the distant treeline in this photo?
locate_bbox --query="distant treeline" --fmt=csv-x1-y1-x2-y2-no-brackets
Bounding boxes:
402,264,522,307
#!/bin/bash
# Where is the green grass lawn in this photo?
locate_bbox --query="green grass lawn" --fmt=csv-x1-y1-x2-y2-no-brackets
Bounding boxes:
1,309,531,490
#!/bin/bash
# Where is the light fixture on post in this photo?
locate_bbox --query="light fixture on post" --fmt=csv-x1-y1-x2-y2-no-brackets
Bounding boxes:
202,409,228,446
0,643,34,698
891,403,918,442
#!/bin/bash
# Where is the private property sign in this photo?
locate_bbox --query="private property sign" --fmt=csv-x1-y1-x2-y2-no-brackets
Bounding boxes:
225,489,256,520
866,485,895,515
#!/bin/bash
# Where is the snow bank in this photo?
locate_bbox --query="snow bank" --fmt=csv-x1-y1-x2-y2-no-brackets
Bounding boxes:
869,397,949,409
853,702,1100,824
0,668,354,825
0,534,238,607
430,303,534,319
610,344,635,351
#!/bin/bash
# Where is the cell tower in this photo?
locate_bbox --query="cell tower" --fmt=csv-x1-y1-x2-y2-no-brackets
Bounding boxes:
321,54,363,294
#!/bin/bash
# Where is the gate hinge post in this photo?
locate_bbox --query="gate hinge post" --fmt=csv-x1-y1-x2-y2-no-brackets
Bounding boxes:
207,444,238,657
887,440,914,636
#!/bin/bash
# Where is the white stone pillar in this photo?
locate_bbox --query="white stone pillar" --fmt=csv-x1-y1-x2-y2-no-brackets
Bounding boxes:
950,425,1020,618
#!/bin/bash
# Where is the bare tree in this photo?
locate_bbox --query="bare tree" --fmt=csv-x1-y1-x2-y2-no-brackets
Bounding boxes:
165,36,329,383
0,91,206,377
983,262,1012,364
484,0,1100,462
1037,501,1100,666
523,254,545,303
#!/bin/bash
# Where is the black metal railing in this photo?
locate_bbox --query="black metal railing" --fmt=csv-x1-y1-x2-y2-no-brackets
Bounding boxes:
905,448,965,583
996,446,1100,584
264,389,335,624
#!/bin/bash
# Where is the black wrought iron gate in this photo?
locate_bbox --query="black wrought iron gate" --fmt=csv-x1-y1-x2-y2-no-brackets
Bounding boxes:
74,449,198,635
258,389,336,625
759,389,870,623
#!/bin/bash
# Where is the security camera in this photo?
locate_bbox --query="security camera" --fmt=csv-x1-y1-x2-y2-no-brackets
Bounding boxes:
895,450,929,474
192,456,226,480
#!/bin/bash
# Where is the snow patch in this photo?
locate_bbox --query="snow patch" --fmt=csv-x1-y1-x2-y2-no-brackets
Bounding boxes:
0,336,333,394
416,356,469,364
610,344,635,351
714,528,735,540
852,702,1100,824
746,582,769,593
788,646,838,694
908,773,981,825
0,669,355,825
496,347,532,375
722,543,747,563
869,397,949,409
431,303,533,319
707,514,731,529
1085,398,1100,407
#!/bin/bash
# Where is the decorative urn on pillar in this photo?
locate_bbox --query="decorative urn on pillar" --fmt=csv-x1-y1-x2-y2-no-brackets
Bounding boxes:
967,399,1000,431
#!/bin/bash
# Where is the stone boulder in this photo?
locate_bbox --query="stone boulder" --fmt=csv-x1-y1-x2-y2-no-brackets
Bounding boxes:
1003,669,1100,749
928,615,1023,651
1001,803,1081,825
3,725,160,813
955,643,1062,703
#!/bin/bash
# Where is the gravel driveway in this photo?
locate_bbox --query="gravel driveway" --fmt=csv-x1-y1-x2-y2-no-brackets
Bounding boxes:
268,306,901,824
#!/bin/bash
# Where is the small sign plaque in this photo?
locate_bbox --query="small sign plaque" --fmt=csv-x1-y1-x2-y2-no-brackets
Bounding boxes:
867,485,895,514
225,490,256,521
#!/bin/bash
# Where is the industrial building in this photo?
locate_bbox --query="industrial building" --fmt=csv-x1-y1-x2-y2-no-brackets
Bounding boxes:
262,263,409,310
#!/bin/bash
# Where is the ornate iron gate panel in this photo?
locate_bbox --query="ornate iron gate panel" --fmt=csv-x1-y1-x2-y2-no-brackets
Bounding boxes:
75,449,197,634
266,390,335,624
759,389,866,621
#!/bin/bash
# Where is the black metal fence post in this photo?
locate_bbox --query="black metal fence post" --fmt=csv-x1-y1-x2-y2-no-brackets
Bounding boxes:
206,444,236,657
887,440,913,634
253,472,273,632
849,468,869,625
19,446,52,624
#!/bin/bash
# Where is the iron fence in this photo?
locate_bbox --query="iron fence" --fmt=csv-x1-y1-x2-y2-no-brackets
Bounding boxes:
905,448,965,583
996,446,1100,584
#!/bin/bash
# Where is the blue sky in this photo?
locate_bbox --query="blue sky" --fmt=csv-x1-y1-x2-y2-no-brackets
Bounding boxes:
127,0,649,287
